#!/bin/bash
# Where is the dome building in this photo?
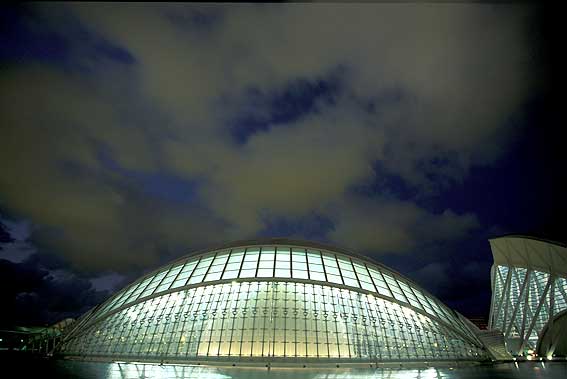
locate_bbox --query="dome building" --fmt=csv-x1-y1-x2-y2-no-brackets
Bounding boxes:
57,239,490,366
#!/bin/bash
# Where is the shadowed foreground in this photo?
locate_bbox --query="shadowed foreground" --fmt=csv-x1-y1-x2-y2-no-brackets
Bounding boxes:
1,354,567,379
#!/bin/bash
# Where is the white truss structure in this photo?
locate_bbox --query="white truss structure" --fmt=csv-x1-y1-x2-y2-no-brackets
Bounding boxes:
488,236,567,356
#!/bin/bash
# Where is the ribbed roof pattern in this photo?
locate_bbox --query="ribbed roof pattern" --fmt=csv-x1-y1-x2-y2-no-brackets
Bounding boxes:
489,235,567,277
71,239,479,345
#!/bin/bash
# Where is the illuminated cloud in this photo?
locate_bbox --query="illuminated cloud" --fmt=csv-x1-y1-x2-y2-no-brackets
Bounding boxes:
0,3,540,278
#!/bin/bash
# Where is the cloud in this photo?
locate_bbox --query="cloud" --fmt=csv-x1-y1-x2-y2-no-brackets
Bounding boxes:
0,252,112,326
0,3,541,279
0,217,36,263
0,241,36,264
409,259,492,317
327,196,479,254
197,100,385,236
0,219,16,245
0,66,226,271
89,272,126,292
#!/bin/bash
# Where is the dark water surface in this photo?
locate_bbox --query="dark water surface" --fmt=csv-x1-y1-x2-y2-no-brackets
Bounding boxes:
3,357,567,379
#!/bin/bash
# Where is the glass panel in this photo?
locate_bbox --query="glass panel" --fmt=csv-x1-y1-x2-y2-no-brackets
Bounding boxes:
276,247,290,261
245,247,260,255
292,249,306,260
243,249,259,272
322,252,337,261
352,263,375,292
230,248,245,255
398,281,422,309
343,277,360,288
187,273,205,285
310,271,326,281
155,276,177,292
211,253,229,266
359,280,375,292
341,270,357,280
170,276,189,289
165,265,183,279
368,268,392,297
197,256,215,267
275,261,290,269
258,260,274,269
241,260,257,270
141,272,168,297
274,268,291,278
228,248,244,263
58,280,487,362
221,270,239,280
191,267,208,277
327,274,343,285
204,271,223,282
174,270,191,282
326,266,340,275
337,257,354,272
180,261,198,275
307,250,322,263
352,262,366,274
207,264,224,274
309,263,324,273
257,268,273,277
292,270,309,279
225,262,241,271
293,262,308,271
239,268,256,278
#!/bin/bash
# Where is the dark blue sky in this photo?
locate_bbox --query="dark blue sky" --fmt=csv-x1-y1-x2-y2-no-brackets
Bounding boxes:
0,3,563,326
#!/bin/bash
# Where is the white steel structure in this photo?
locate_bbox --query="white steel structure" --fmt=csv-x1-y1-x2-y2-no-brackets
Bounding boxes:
488,235,567,357
57,239,488,365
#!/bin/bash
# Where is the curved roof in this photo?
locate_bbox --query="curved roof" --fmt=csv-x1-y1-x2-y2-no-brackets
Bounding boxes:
72,239,479,346
489,235,567,277
537,309,567,356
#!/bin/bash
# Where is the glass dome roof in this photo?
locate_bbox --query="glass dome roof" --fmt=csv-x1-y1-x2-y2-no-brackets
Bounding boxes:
58,239,487,364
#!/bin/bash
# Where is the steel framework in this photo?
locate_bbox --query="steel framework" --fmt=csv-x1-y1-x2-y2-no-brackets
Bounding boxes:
488,236,567,357
56,239,487,364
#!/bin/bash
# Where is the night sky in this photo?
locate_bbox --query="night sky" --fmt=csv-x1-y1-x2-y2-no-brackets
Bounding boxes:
0,3,564,327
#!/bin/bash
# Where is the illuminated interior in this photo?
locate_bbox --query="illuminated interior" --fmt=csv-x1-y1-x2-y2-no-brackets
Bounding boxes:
57,240,488,363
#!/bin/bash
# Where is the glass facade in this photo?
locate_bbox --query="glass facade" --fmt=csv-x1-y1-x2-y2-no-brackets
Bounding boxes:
489,265,567,354
488,236,567,357
57,242,487,363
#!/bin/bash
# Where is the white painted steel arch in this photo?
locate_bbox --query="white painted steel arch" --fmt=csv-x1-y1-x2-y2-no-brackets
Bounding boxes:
488,235,567,356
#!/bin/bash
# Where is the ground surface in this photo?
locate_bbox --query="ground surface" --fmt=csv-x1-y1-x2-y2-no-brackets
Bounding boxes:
1,354,567,378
